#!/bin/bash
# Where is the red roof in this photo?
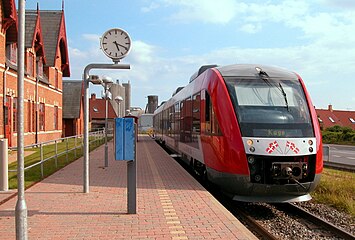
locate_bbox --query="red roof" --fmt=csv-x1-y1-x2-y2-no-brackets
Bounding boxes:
316,105,355,130
89,94,118,120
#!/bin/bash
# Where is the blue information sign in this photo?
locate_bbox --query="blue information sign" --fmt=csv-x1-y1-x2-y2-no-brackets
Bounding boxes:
115,118,135,161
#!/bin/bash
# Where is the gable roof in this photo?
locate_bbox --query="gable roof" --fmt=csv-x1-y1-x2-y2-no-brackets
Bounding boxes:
63,80,83,119
316,105,355,130
25,10,46,62
31,10,70,77
2,0,18,43
25,12,37,47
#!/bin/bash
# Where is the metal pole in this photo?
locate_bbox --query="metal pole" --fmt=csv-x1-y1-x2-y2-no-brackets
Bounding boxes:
83,68,90,193
127,124,137,214
104,84,109,167
0,139,9,191
15,0,28,238
83,63,130,193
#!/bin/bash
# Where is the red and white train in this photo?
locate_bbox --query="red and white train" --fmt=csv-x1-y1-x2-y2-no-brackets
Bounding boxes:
153,64,323,202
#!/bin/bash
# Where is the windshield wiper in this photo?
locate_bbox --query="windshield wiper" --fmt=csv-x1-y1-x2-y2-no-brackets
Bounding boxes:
279,82,289,111
256,67,290,111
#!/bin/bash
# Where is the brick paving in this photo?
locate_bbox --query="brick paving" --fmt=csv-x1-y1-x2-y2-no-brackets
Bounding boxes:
0,136,256,239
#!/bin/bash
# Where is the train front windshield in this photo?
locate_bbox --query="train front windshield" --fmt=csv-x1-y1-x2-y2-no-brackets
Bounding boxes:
225,77,314,138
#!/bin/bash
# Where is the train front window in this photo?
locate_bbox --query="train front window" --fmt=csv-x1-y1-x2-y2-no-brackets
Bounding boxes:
225,77,314,138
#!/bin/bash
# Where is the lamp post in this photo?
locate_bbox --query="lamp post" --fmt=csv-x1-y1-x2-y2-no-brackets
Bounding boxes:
102,76,113,167
115,95,123,118
83,64,130,193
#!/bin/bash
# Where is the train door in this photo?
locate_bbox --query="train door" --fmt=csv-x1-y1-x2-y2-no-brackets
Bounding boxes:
4,96,11,146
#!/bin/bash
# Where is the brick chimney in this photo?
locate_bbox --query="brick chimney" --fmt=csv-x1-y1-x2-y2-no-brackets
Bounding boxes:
328,104,333,112
91,93,96,100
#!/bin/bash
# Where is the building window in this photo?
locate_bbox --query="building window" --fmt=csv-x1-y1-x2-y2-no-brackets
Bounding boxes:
28,52,34,77
350,118,355,123
328,117,335,123
13,97,17,132
39,103,45,131
37,57,43,78
6,43,17,64
28,100,31,132
54,106,58,130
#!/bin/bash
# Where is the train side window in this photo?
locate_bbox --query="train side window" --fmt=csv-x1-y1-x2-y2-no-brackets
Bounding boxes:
169,106,174,136
205,91,211,133
192,92,201,133
180,100,185,142
205,91,221,135
185,97,193,142
175,102,180,140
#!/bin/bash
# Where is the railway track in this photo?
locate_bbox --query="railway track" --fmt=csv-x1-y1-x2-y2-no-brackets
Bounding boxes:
274,203,355,240
228,201,355,240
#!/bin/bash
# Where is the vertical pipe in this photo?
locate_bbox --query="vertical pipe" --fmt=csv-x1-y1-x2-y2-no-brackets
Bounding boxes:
15,0,28,239
0,139,9,191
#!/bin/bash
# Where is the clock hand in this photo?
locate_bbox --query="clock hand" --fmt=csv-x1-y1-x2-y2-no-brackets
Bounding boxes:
113,41,120,51
117,43,128,51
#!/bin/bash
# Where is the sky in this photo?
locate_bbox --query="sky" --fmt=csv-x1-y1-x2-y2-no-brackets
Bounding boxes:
25,0,355,110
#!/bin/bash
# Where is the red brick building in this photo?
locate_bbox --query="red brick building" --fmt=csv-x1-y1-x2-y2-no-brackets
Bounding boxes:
316,105,355,130
0,0,70,146
89,93,118,131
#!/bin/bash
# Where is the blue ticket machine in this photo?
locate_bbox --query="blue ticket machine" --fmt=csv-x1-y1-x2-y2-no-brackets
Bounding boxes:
114,118,136,214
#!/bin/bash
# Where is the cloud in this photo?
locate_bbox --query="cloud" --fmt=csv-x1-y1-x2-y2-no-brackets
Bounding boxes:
319,0,355,9
82,34,101,42
149,0,247,24
141,2,160,12
68,1,355,109
240,23,262,34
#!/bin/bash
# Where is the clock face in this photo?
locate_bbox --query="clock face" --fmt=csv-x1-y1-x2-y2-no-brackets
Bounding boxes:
100,28,132,60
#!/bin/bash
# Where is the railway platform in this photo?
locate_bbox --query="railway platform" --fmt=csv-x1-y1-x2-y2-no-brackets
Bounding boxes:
0,135,256,239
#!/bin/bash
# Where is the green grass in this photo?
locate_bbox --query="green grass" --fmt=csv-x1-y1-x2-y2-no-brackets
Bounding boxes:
8,137,108,189
312,168,355,217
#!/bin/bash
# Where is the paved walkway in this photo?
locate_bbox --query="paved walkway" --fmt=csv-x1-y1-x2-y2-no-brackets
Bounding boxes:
0,136,256,239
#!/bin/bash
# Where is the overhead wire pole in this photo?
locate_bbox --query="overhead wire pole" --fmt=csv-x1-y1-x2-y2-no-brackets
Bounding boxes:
15,0,28,239
83,63,130,193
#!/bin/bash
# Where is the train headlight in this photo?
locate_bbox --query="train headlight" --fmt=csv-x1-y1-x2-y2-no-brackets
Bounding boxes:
308,140,313,145
247,139,253,146
255,175,261,182
247,156,255,164
309,147,313,153
249,146,255,152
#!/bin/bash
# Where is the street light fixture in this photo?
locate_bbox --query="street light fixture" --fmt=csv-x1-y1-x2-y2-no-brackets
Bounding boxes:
101,76,113,168
89,74,113,168
115,95,123,118
89,75,103,85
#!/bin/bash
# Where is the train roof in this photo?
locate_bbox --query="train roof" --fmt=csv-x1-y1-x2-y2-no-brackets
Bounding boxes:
217,64,299,80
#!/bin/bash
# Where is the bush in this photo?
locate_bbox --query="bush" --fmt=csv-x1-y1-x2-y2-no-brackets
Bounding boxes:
322,125,355,145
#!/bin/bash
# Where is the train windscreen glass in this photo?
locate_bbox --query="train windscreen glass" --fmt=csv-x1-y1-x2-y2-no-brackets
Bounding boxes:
225,78,314,138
